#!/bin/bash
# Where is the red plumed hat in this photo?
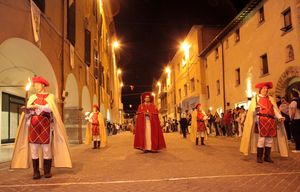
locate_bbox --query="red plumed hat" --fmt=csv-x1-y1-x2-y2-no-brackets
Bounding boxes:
255,82,273,89
32,76,49,87
93,104,100,110
141,92,154,103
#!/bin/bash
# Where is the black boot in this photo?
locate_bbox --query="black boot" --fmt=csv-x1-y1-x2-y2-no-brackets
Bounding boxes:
196,138,199,145
201,137,205,145
44,159,52,178
93,141,97,149
97,141,101,149
32,159,41,179
264,147,274,163
257,147,264,163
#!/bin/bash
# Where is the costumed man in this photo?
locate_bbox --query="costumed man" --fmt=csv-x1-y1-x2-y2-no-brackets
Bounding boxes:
85,104,107,149
134,92,166,152
240,82,288,163
190,104,208,145
11,76,72,179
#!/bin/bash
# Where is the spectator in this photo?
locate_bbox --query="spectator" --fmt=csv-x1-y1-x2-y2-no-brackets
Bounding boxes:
179,113,189,138
289,90,300,153
237,107,246,137
214,112,221,136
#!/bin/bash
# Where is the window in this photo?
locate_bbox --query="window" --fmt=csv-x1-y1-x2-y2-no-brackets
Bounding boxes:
179,89,181,100
33,0,45,13
190,78,195,92
99,64,104,87
225,39,229,49
207,85,210,99
106,74,110,93
184,84,188,96
204,58,208,69
215,48,219,59
94,49,99,79
235,29,240,42
84,29,91,66
216,80,220,95
258,6,265,23
281,8,292,32
67,0,76,46
260,54,269,75
286,44,294,62
235,68,241,86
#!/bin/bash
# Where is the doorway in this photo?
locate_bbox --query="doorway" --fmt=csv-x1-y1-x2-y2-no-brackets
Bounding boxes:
1,92,25,143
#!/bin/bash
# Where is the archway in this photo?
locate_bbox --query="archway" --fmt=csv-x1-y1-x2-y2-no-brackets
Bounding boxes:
64,73,80,143
82,86,91,143
93,94,98,105
275,66,300,97
0,38,57,144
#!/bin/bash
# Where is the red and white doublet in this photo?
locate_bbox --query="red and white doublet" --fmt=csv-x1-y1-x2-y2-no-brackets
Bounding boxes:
256,96,277,137
197,111,206,132
91,112,100,136
29,93,51,144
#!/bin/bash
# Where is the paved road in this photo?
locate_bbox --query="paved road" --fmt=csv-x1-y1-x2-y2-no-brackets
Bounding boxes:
0,132,299,192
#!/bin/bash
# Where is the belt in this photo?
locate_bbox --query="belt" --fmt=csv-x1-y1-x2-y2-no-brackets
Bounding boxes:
257,113,275,119
197,120,205,122
33,113,51,118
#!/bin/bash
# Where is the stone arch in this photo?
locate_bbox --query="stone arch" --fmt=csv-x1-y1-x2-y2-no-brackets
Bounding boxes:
64,73,80,143
81,86,91,143
93,94,98,106
275,66,300,96
65,73,79,107
82,86,91,113
0,38,58,96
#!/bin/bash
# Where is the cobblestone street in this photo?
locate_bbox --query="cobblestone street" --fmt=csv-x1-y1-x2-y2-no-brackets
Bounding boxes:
0,132,300,192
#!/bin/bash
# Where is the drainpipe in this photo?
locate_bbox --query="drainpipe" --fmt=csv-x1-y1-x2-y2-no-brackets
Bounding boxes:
221,42,226,111
61,0,65,120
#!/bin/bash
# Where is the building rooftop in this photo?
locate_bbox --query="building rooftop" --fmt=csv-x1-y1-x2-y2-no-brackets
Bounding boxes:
199,0,262,57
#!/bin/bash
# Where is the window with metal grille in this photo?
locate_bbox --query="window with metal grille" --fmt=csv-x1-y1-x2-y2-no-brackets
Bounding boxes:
67,0,76,46
84,29,91,66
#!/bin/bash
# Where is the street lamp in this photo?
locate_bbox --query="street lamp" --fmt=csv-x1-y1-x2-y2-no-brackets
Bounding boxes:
117,68,122,75
165,66,171,74
181,42,190,67
113,41,120,49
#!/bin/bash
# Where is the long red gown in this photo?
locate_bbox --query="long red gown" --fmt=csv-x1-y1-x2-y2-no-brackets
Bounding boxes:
134,103,166,151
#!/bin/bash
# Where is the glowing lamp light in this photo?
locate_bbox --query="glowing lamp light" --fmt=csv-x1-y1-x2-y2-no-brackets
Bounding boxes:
181,42,190,51
117,69,122,75
157,82,161,87
120,82,124,87
209,107,213,111
151,92,156,97
113,41,120,49
25,78,32,91
165,66,171,74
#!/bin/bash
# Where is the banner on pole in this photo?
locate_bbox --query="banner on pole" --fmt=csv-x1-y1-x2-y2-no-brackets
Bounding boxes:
30,0,41,45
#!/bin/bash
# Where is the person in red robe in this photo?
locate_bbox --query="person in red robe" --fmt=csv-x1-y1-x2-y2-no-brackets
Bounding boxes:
134,92,166,152
190,104,208,145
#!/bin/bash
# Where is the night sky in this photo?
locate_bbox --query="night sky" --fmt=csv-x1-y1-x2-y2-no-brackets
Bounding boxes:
114,0,251,115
